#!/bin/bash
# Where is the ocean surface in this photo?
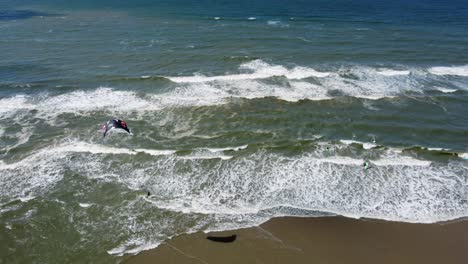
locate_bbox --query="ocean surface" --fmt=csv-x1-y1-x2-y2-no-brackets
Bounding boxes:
1,0,468,262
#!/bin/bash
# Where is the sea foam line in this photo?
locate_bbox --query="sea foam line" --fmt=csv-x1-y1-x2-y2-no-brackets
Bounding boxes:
340,139,378,150
371,156,431,167
166,60,330,83
50,142,176,156
429,65,468,77
2,139,465,259
179,155,233,160
436,87,458,93
143,148,464,224
0,62,465,120
202,145,248,152
376,69,411,76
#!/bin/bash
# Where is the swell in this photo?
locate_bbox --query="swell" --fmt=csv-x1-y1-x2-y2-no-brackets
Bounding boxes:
2,138,467,257
2,139,466,214
0,83,465,121
1,61,467,121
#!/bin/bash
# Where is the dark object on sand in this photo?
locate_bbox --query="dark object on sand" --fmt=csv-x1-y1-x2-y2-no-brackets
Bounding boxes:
102,119,131,137
206,234,237,243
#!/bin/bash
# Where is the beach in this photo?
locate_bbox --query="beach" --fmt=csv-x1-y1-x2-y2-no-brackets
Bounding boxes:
126,216,468,264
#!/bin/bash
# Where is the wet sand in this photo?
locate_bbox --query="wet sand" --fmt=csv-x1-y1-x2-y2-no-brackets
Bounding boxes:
124,216,468,264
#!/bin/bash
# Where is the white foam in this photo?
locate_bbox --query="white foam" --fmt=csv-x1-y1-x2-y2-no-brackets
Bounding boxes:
363,143,378,150
0,87,162,119
377,69,410,76
427,147,445,151
319,66,418,99
372,156,431,167
393,149,405,155
0,85,229,119
429,65,468,76
19,196,36,202
39,87,160,114
166,60,330,83
107,245,127,256
437,87,458,93
358,95,396,100
460,153,468,160
107,238,156,256
133,149,176,156
180,155,233,160
204,145,248,152
0,95,34,118
286,66,330,78
317,156,364,165
0,148,67,202
214,17,220,20
141,150,465,224
162,79,330,104
108,241,159,256
3,138,465,258
79,203,93,208
51,142,176,156
164,75,334,104
192,134,222,139
340,140,378,150
248,17,256,20
0,63,444,119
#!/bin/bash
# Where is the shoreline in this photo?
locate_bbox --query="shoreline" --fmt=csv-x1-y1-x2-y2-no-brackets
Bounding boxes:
124,216,468,264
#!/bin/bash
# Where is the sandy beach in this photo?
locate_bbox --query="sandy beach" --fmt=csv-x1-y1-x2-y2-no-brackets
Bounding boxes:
125,216,468,264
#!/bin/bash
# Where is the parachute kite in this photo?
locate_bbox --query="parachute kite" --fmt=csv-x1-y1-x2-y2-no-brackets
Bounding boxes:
102,119,131,137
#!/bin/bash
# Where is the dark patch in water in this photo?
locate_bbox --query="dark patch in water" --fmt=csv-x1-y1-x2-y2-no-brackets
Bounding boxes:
0,10,54,21
326,89,346,97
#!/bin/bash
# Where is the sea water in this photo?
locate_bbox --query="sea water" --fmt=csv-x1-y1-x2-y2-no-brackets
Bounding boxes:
1,0,468,262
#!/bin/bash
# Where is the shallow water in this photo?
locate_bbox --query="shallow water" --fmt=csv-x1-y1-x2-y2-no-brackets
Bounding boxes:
1,0,468,262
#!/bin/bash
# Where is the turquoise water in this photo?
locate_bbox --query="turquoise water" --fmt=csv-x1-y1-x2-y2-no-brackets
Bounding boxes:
1,0,468,262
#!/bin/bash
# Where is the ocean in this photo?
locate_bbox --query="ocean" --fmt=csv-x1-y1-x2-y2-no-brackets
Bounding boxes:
1,0,468,262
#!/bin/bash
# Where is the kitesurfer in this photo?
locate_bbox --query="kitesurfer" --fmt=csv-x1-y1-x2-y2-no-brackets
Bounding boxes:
362,162,370,170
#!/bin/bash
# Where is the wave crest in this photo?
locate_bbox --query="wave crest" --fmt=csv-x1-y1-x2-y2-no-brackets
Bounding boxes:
429,65,468,76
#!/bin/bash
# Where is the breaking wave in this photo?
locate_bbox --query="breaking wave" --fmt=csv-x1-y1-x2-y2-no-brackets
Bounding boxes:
166,59,331,83
429,65,468,77
1,60,467,122
2,138,467,256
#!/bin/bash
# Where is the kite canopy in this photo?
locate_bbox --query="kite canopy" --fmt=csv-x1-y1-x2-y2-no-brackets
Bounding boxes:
102,119,131,137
